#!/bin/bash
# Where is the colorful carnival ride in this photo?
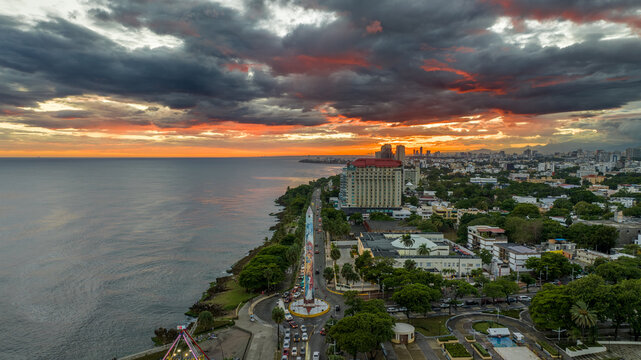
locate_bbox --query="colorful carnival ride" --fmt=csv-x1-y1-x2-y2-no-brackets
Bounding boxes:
162,325,210,360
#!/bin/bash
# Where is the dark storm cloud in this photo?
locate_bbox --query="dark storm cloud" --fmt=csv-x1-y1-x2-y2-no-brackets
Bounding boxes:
1,0,641,130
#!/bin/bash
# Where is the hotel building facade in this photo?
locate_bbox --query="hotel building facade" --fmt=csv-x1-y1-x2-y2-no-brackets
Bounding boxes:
339,158,403,213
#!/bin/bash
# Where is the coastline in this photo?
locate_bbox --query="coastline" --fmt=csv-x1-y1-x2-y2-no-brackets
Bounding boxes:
142,175,337,358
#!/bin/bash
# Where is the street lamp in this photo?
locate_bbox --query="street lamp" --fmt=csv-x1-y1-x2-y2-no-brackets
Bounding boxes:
552,327,566,342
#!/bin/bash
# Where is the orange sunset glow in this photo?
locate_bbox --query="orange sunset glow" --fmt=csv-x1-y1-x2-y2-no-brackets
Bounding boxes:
1,0,641,156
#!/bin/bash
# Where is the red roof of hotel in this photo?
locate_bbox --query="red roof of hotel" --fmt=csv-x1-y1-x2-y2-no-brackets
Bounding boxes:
350,158,402,168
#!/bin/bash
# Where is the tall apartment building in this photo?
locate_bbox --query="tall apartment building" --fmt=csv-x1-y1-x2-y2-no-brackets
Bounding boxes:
339,158,403,211
467,225,508,252
381,144,394,159
395,145,406,162
403,166,420,186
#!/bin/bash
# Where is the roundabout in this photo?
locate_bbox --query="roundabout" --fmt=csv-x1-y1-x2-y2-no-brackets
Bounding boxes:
289,298,330,318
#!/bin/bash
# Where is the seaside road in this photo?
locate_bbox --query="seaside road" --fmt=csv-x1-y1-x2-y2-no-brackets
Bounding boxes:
236,300,277,360
252,188,347,359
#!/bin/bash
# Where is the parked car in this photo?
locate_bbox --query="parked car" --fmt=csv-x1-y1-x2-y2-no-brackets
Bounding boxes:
281,355,287,360
250,314,255,322
386,307,398,313
464,299,479,305
507,297,517,303
283,348,289,356
518,295,532,302
283,339,290,349
315,250,320,254
285,329,291,338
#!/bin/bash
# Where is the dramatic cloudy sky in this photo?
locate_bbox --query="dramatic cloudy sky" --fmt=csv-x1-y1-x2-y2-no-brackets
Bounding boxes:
1,0,641,156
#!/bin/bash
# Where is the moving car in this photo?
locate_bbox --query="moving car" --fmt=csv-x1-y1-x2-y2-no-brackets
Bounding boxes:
313,351,320,360
302,332,309,341
319,328,326,336
292,347,298,356
293,332,300,342
283,339,290,350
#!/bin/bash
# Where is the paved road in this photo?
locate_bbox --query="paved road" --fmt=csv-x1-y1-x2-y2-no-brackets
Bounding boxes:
254,188,346,360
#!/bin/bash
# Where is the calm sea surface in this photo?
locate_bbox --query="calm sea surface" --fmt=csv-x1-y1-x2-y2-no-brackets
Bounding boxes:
0,157,342,360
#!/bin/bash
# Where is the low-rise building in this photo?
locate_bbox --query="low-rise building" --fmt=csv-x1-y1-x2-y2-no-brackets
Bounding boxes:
470,177,498,185
467,225,508,252
432,205,458,220
512,195,537,204
574,248,610,265
357,232,481,276
492,243,540,272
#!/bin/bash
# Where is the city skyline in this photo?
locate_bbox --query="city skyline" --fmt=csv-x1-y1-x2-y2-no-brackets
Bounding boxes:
2,1,641,156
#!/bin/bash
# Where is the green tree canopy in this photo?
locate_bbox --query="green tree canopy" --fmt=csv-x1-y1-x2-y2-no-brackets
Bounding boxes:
510,203,542,218
328,312,395,360
529,284,573,330
392,283,441,321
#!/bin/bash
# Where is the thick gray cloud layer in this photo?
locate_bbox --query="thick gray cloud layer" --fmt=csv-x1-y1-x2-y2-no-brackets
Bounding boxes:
1,0,641,130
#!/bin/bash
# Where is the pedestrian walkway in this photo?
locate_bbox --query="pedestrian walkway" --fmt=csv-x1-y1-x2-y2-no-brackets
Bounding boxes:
235,300,277,360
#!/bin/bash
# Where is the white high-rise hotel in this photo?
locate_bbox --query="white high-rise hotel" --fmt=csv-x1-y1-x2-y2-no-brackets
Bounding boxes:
339,158,403,210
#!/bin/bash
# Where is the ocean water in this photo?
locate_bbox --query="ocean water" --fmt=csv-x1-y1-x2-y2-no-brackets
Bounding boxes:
0,157,342,360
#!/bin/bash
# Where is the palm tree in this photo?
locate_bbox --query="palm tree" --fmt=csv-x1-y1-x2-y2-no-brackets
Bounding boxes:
417,243,431,256
401,234,415,249
330,244,341,285
570,300,598,342
271,307,285,349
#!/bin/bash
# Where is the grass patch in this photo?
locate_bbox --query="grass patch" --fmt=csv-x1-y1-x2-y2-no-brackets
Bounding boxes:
207,279,257,311
483,309,521,319
194,319,235,335
473,343,490,357
472,321,503,335
413,315,451,336
537,340,559,356
438,335,458,342
443,343,471,358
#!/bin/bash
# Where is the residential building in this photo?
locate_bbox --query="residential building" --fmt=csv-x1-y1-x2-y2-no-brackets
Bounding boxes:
339,158,403,212
403,167,420,187
492,243,540,272
396,145,406,162
574,248,609,265
381,144,394,159
467,225,508,252
432,205,458,220
582,174,605,184
512,195,537,204
470,177,498,185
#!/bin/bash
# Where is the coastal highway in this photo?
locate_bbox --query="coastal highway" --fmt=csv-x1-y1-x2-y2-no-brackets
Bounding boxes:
253,187,345,359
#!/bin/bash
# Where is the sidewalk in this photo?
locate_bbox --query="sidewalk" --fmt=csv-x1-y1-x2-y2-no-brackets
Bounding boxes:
235,299,277,360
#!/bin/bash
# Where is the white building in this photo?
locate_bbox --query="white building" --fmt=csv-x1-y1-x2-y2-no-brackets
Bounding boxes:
492,243,540,272
512,195,537,204
468,225,508,252
358,233,481,276
339,158,403,210
470,177,498,185
611,197,636,208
